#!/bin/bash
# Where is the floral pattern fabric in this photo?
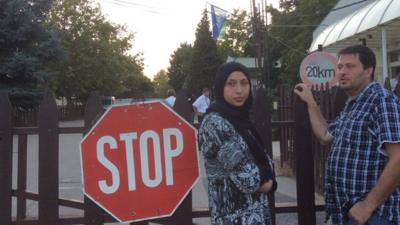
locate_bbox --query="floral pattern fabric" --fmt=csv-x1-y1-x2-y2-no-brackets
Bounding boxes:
198,112,272,225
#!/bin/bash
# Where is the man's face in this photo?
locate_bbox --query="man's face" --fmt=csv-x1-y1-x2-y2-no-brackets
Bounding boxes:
204,90,210,97
336,53,372,97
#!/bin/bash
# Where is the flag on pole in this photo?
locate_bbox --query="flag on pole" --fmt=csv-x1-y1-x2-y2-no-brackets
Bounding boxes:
210,4,228,41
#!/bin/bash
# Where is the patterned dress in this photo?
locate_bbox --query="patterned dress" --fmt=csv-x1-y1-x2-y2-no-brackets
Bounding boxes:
198,112,272,225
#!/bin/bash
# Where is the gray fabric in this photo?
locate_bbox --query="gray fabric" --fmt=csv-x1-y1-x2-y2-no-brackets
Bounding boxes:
198,112,272,225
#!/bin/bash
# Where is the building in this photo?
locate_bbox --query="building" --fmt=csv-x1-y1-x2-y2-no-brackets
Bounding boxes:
310,0,400,83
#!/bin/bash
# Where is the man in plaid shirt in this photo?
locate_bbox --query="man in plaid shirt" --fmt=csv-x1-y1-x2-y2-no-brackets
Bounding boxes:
294,45,400,225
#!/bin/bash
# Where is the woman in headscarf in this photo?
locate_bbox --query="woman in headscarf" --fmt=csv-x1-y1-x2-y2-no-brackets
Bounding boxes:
198,62,277,225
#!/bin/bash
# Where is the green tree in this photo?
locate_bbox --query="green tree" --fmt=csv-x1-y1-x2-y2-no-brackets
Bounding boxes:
279,0,300,12
153,70,172,97
0,0,63,107
167,43,193,91
48,0,148,101
118,54,154,98
184,9,222,96
218,9,252,58
121,74,154,98
268,0,336,85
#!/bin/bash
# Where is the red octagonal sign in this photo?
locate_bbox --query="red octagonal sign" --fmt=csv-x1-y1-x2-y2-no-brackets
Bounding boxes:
80,100,199,222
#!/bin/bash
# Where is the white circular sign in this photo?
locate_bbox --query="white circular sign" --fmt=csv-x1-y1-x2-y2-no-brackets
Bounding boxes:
299,51,337,88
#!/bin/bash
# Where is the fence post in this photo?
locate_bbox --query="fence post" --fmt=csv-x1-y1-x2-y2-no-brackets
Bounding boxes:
17,134,28,221
332,87,347,117
173,89,192,122
0,92,12,225
168,88,194,225
83,92,107,225
279,86,287,167
38,92,59,225
154,193,193,225
294,96,316,225
253,88,276,225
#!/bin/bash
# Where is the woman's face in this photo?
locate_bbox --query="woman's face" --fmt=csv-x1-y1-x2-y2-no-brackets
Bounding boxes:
223,71,250,107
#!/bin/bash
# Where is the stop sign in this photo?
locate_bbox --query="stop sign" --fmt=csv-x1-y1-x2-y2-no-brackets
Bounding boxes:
80,100,199,222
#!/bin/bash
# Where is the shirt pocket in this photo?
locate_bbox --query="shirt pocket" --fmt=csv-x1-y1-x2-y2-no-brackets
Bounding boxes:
341,113,371,149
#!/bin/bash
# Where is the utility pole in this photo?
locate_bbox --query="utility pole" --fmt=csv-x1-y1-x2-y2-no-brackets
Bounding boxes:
264,0,270,92
250,0,270,91
251,0,262,86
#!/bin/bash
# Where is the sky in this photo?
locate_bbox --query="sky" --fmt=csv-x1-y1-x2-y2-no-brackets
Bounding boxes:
95,0,279,80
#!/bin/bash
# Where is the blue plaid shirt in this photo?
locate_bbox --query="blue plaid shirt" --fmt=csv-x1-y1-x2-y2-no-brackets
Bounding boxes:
326,81,400,225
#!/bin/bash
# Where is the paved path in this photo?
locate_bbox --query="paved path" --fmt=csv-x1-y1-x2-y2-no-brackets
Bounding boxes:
12,120,327,225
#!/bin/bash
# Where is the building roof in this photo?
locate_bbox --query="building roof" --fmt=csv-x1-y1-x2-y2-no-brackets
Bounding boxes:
312,0,375,39
226,56,260,69
310,0,400,52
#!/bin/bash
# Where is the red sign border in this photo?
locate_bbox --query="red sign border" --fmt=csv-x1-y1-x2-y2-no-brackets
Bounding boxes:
79,100,200,223
299,51,338,88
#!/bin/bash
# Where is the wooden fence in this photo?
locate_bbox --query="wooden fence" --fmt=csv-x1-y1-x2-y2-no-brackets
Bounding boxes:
277,85,295,170
13,100,84,127
1,87,329,225
276,84,347,194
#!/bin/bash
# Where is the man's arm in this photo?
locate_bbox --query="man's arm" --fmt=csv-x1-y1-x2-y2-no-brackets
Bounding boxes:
348,143,400,225
293,83,333,145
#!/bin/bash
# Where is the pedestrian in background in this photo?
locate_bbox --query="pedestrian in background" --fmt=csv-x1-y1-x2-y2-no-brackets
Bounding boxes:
198,62,277,225
294,45,400,225
165,89,176,107
192,87,211,124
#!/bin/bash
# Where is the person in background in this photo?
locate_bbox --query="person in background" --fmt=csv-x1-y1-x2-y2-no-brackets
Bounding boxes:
198,62,277,225
187,92,196,123
192,87,211,123
390,73,398,92
294,45,400,225
165,89,176,107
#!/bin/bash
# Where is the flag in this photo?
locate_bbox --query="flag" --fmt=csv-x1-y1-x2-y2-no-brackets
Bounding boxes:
210,4,228,41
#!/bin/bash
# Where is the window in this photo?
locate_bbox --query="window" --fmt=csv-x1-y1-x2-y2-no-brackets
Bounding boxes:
389,51,398,63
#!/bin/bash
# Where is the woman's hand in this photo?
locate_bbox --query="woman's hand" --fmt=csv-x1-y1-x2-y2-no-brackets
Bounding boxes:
257,180,273,193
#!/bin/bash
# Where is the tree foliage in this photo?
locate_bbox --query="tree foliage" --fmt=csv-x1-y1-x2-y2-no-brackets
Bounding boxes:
153,70,172,97
268,0,336,85
167,43,192,91
217,9,253,59
48,0,151,101
279,0,300,12
0,0,63,107
121,71,154,98
166,1,336,94
184,9,222,96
